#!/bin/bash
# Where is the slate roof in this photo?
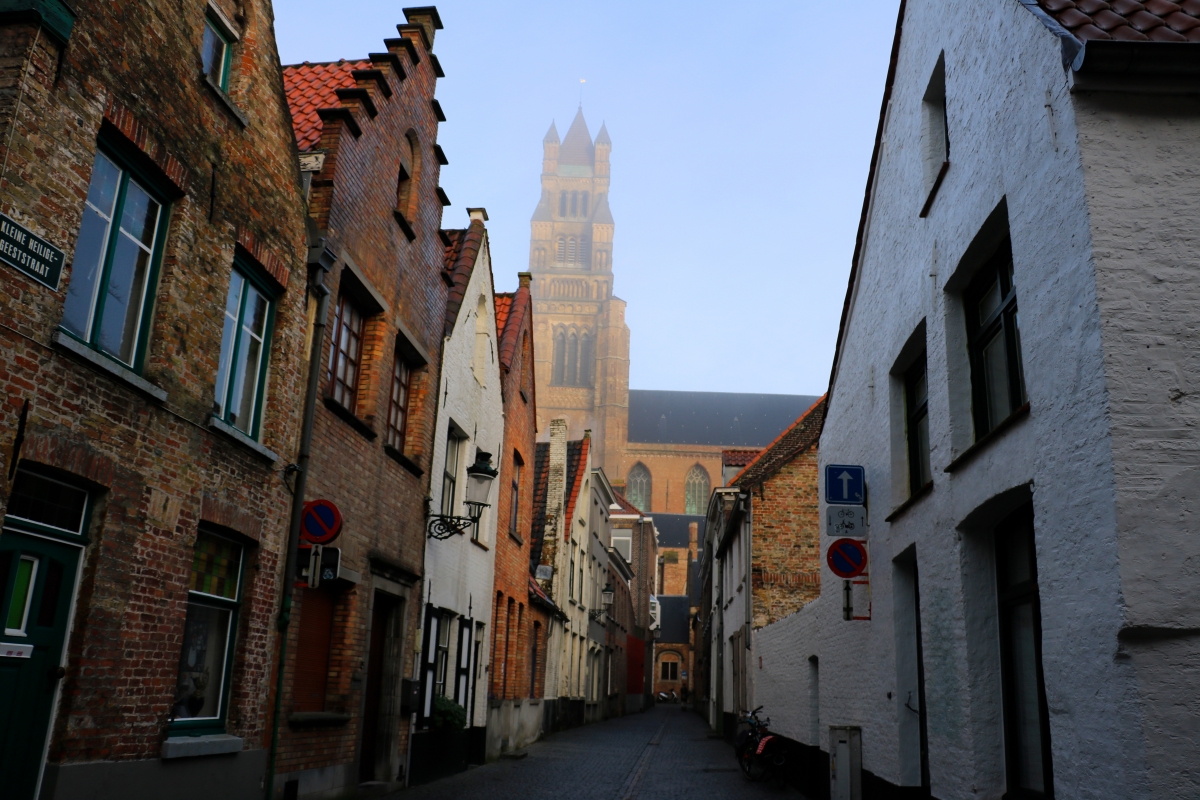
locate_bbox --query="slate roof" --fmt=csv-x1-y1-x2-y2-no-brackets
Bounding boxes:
732,396,828,489
283,60,369,151
627,390,821,447
559,107,594,166
654,513,705,549
1037,0,1200,41
657,595,692,644
441,220,487,336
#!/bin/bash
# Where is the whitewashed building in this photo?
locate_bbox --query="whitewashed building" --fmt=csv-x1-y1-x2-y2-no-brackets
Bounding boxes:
751,2,1200,799
419,209,504,755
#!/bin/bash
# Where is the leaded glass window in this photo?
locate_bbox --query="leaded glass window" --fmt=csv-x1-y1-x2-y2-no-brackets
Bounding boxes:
684,465,710,516
626,464,651,513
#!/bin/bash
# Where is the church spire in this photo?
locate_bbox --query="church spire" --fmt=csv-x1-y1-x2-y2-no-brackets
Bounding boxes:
559,107,594,166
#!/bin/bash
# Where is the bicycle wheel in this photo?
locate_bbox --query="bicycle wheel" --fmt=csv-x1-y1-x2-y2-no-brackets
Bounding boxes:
739,749,769,781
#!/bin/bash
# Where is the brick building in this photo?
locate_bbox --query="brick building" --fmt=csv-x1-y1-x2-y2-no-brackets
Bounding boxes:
485,273,550,759
650,514,702,699
0,1,309,798
608,493,657,712
525,108,818,515
274,9,447,796
696,396,826,734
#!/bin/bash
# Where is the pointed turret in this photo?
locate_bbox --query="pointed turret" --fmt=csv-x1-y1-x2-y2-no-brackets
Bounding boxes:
594,122,611,146
594,122,611,182
559,107,594,166
542,120,560,175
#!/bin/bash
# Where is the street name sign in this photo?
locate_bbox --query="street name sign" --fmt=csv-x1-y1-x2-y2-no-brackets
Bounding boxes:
825,464,865,505
0,214,64,290
826,504,867,538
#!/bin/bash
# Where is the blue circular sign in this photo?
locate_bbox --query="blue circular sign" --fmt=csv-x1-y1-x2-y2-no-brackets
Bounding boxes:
827,538,867,579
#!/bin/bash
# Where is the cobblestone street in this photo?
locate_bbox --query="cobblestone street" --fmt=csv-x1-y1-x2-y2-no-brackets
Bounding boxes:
393,706,797,800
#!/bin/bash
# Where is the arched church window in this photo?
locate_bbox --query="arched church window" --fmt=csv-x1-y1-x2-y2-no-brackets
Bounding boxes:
581,192,589,217
552,329,566,384
570,192,578,217
566,331,578,385
579,332,593,387
559,192,567,217
685,465,711,516
556,237,566,263
626,464,651,513
567,237,577,264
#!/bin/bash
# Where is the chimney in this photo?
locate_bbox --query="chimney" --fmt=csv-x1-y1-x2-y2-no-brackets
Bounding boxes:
467,207,488,222
518,271,531,289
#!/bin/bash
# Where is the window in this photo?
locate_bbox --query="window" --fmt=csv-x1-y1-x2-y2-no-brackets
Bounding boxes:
386,352,412,452
395,132,420,228
905,351,932,494
214,266,274,438
684,465,710,516
580,192,589,217
201,16,233,91
328,293,365,413
921,53,949,211
569,548,575,599
626,463,651,512
996,505,1053,797
434,613,451,696
558,192,567,217
566,332,578,385
551,328,592,387
173,531,244,729
5,469,89,537
62,151,165,368
552,329,566,384
966,237,1025,439
441,432,461,517
612,533,632,563
570,192,578,217
579,333,593,387
660,659,678,681
530,622,540,697
509,453,522,538
567,237,577,264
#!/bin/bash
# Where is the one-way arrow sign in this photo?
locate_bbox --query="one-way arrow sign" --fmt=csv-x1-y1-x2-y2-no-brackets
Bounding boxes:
825,464,865,506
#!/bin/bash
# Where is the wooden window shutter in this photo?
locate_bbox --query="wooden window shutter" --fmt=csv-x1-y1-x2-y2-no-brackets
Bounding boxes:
293,587,335,712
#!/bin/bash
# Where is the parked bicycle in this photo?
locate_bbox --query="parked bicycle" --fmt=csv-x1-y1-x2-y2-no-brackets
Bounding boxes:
734,706,787,784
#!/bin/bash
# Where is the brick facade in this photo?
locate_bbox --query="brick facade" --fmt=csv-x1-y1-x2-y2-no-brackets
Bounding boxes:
0,1,308,797
275,10,447,795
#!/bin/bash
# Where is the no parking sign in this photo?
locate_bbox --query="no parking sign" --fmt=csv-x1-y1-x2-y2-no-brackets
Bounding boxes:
827,538,868,578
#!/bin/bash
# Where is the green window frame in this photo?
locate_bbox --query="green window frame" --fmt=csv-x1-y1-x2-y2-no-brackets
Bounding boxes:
201,15,233,92
171,529,245,736
61,148,168,370
214,260,277,439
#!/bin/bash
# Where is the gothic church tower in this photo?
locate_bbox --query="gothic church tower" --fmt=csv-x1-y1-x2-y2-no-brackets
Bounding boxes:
529,108,630,479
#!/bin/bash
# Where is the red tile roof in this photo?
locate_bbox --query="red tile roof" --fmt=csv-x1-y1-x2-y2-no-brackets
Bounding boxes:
283,60,369,151
563,436,590,539
1037,0,1200,41
731,396,828,489
441,220,487,336
722,449,761,468
611,492,644,516
494,293,513,338
495,283,532,374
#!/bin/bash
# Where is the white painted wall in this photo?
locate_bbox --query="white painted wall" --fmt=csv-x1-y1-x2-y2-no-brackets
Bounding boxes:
749,1,1200,798
425,222,504,729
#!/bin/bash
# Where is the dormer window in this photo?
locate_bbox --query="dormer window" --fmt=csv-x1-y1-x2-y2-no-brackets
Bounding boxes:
202,15,233,91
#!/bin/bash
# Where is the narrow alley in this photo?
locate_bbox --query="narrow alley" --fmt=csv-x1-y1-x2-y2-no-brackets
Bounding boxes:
393,706,795,800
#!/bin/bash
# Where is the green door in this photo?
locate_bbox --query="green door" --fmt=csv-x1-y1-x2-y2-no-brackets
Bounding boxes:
0,530,82,799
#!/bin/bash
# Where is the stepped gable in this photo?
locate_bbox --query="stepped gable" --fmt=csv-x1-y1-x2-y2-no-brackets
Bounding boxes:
1036,0,1200,42
732,395,828,488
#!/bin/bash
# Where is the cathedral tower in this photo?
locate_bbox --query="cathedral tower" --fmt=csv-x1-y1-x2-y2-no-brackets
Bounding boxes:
529,108,629,479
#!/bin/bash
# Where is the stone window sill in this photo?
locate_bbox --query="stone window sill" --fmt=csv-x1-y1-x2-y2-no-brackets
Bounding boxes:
470,537,489,552
162,734,243,759
508,529,525,546
54,331,168,403
384,443,423,476
393,209,416,242
323,396,377,441
202,72,249,128
920,161,950,218
945,403,1031,474
209,415,278,463
885,480,933,523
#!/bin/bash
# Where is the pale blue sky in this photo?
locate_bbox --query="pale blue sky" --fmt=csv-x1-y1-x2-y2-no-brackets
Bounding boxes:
274,1,900,396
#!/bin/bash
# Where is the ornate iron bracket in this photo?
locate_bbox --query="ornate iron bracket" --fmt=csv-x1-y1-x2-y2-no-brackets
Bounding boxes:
426,515,477,540
588,608,608,623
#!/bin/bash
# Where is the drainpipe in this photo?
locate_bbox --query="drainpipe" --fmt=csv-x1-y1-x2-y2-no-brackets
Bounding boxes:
264,240,337,800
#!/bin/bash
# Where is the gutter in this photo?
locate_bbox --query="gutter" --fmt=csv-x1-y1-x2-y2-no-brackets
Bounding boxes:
264,239,337,800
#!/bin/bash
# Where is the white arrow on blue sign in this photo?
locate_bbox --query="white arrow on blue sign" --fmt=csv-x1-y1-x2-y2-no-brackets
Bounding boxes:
825,464,865,505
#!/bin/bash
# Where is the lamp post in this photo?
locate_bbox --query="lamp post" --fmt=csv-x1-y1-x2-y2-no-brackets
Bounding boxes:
426,450,498,539
589,582,615,622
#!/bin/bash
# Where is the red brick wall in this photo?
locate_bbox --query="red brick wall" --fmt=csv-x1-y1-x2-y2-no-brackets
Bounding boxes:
274,24,448,781
0,0,308,770
490,285,542,700
748,447,821,628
